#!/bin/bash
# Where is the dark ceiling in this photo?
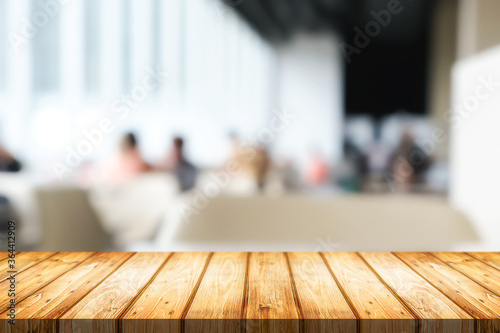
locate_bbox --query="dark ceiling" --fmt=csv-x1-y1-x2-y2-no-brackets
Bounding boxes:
225,0,352,40
227,0,436,118
228,0,432,41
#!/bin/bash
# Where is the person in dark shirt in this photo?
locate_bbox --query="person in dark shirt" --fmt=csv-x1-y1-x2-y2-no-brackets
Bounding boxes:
389,132,432,187
166,137,197,192
0,145,22,172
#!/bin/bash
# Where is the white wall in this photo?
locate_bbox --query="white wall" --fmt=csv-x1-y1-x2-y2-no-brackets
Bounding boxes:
450,45,500,250
273,33,343,172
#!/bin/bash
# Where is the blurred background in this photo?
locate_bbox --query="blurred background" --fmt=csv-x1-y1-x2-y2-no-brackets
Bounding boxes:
0,0,498,252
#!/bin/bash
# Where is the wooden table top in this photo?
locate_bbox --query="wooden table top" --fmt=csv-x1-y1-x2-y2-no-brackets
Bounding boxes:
1,252,499,332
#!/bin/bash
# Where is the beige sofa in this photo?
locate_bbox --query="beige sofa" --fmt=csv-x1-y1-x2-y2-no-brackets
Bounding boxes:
0,172,111,251
36,173,179,251
6,171,478,252
143,194,478,252
36,186,111,251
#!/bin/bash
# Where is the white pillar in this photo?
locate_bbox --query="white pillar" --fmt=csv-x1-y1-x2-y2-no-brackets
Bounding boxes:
60,0,84,104
158,0,183,109
100,0,124,100
273,33,344,172
130,0,153,90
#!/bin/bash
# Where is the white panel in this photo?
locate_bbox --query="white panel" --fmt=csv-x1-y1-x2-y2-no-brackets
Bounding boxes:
450,45,500,250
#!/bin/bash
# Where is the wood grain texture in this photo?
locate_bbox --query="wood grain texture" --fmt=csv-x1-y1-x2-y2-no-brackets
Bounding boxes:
396,252,500,332
323,252,415,333
0,252,56,281
246,252,300,333
467,252,500,271
121,252,211,333
0,252,93,310
434,251,500,332
59,252,169,332
287,252,357,332
0,252,499,332
185,252,247,332
360,252,474,333
1,252,132,332
433,252,500,295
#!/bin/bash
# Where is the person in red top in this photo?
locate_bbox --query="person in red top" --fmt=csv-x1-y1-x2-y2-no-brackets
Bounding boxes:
100,132,151,183
305,151,329,186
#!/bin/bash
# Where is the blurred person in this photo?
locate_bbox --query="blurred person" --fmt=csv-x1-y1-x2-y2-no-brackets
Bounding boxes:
252,145,270,191
305,150,329,187
225,133,270,192
163,136,197,192
0,145,22,172
277,158,301,192
366,140,392,174
99,132,151,183
388,131,432,189
337,139,368,192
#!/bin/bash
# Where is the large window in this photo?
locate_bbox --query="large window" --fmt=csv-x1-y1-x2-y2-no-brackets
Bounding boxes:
1,0,276,172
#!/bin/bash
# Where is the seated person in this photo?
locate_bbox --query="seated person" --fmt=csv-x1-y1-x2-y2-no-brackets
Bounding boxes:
99,132,151,184
305,151,329,187
388,131,432,188
0,145,22,172
162,137,197,192
228,137,270,192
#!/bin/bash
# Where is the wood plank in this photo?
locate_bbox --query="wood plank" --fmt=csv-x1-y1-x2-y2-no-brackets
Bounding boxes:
121,252,211,333
246,252,300,333
433,252,500,295
59,252,169,332
0,252,93,310
322,252,415,333
0,252,9,261
396,252,500,333
287,252,356,332
0,252,56,281
0,251,498,331
184,252,247,332
467,252,500,272
360,252,474,333
0,252,132,333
